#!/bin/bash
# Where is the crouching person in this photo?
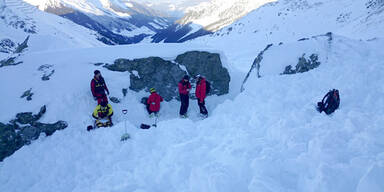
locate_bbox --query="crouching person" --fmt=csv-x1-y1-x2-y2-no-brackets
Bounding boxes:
146,88,163,117
92,101,114,127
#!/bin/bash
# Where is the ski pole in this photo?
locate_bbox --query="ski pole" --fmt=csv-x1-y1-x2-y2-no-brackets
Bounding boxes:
122,109,127,133
120,109,130,141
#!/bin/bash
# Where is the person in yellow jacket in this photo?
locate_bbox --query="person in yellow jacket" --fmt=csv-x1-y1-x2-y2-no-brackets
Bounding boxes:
92,101,114,127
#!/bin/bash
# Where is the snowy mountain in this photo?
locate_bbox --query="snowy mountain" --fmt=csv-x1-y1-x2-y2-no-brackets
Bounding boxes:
152,0,275,43
179,0,275,31
0,0,103,51
142,0,211,18
192,0,384,72
1,0,384,191
23,0,175,45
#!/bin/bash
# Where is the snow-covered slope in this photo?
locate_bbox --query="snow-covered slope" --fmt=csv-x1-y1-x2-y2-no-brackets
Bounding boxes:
1,0,384,191
0,0,103,51
22,0,174,45
179,0,276,32
195,0,384,72
0,32,383,191
152,0,275,43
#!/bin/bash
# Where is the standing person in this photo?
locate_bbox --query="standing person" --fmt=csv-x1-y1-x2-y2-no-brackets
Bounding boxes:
178,75,191,118
195,75,208,117
146,88,163,117
91,70,110,104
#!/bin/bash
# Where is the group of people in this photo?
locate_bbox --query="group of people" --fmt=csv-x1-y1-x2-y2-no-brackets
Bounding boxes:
90,70,209,128
178,74,208,118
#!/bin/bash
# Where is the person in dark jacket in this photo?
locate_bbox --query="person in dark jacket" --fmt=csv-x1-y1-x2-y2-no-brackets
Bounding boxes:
195,75,208,117
146,88,163,117
178,75,191,118
91,70,109,104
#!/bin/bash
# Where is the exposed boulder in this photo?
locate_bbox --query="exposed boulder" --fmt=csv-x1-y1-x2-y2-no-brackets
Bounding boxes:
0,105,68,162
0,38,16,53
104,51,231,101
38,64,55,81
15,112,38,125
0,123,23,161
0,57,23,68
20,88,33,101
281,53,321,75
105,57,186,101
175,51,230,96
14,36,29,54
31,121,68,136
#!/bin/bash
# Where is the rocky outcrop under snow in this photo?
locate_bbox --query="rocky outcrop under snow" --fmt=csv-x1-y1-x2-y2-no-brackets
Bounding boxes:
0,106,68,162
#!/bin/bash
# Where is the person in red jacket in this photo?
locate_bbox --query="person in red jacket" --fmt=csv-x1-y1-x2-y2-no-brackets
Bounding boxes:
178,75,191,118
146,88,163,117
195,75,208,117
91,70,109,104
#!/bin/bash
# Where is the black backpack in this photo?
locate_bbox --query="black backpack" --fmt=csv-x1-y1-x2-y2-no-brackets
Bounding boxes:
317,89,340,115
206,80,211,94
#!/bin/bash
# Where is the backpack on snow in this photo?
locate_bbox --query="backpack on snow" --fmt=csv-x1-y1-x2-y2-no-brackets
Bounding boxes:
205,80,211,94
317,89,340,115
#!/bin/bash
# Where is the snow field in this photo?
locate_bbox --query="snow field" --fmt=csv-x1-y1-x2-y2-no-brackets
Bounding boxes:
1,35,384,192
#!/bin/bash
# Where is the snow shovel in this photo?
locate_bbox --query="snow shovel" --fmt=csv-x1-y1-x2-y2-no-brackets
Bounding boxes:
120,109,130,141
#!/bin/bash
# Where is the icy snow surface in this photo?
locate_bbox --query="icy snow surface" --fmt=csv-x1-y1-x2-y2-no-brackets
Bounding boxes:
0,35,383,192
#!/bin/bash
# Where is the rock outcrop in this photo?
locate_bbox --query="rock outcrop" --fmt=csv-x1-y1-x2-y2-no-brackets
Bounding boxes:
104,51,231,101
281,54,321,75
105,57,186,101
175,51,230,96
0,106,68,161
241,44,273,92
20,88,33,101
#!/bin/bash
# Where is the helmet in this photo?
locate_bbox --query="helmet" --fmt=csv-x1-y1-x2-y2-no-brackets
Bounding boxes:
150,88,156,93
183,75,190,80
94,70,101,75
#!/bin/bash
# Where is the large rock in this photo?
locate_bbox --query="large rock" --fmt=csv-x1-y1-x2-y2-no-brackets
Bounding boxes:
104,51,231,101
175,51,230,96
0,123,24,161
105,57,186,101
0,57,23,68
281,53,321,75
20,88,33,101
14,36,29,54
0,106,68,162
0,38,16,53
